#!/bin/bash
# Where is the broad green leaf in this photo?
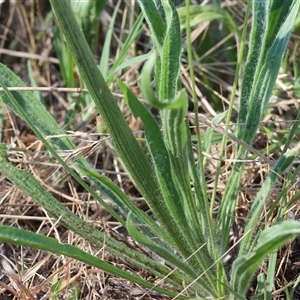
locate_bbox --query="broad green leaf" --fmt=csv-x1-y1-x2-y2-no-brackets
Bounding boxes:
117,79,187,248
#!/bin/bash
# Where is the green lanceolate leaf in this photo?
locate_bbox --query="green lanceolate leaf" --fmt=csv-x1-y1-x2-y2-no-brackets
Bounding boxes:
231,221,300,295
0,226,187,299
158,0,181,101
50,0,165,221
137,0,166,51
117,79,187,248
140,52,164,109
118,80,216,290
238,1,300,145
237,0,268,140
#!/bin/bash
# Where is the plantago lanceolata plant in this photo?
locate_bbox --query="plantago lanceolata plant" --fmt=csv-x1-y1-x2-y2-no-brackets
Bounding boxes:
0,0,300,299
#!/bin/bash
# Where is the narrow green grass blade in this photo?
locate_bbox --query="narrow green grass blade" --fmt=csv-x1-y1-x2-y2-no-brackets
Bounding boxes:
265,250,277,300
99,0,121,79
239,144,299,256
111,53,151,76
231,221,300,295
221,282,246,300
106,13,144,84
177,5,227,29
0,226,187,299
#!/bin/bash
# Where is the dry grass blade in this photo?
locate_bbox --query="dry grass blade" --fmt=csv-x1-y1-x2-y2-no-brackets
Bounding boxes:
195,113,275,165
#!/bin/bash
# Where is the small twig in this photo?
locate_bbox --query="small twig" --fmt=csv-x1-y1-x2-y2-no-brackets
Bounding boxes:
0,48,59,64
0,87,89,93
0,87,136,101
